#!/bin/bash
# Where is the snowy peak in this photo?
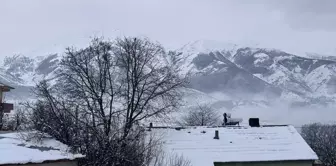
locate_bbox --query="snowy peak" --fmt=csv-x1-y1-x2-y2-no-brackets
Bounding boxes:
2,40,336,104
177,42,336,101
178,40,239,54
3,55,35,79
35,54,60,76
230,47,336,97
1,54,60,86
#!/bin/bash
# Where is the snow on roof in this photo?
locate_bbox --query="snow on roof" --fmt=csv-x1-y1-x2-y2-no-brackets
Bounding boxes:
154,125,318,166
0,82,14,92
0,132,84,165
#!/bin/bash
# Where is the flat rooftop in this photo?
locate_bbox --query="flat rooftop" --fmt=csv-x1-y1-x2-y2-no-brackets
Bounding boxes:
152,125,318,166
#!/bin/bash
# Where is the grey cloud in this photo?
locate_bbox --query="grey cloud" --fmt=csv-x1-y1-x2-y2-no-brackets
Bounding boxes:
1,0,336,60
265,0,336,31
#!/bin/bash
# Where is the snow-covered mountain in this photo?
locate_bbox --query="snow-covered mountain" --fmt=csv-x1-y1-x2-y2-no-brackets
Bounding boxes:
2,40,336,106
0,54,60,100
177,40,336,101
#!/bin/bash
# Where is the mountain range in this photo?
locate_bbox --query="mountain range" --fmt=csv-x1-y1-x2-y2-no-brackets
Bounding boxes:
2,40,336,108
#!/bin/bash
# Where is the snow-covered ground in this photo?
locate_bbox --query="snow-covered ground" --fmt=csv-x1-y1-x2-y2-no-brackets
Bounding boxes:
0,132,84,165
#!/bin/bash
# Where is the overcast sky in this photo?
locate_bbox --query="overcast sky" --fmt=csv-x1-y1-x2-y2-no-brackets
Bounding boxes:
1,0,336,59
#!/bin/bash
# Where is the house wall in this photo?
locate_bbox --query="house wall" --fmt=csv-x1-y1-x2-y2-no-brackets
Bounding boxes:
3,160,78,166
214,160,313,166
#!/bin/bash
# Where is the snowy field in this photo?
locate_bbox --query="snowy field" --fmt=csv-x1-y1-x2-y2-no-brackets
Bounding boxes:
180,89,336,129
146,104,336,134
229,105,336,127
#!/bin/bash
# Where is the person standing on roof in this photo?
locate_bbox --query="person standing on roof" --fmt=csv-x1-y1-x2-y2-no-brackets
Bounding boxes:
223,113,228,126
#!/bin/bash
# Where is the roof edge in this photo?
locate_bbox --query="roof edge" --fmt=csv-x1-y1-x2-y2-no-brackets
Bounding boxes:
214,159,317,164
0,156,86,166
0,82,15,90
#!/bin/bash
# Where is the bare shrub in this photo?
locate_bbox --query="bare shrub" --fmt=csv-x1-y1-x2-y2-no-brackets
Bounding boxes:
151,149,192,166
1,103,28,131
301,123,336,166
166,154,192,166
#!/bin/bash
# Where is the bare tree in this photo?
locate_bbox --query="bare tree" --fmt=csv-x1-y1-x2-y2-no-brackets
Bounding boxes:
181,104,220,126
24,37,187,166
113,37,185,139
301,123,336,166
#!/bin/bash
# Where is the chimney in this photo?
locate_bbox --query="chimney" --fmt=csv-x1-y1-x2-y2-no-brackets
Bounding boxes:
148,122,153,131
249,118,260,127
213,130,219,139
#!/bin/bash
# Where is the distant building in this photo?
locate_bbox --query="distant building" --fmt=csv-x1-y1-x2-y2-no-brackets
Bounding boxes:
0,132,84,166
0,83,14,113
150,122,319,166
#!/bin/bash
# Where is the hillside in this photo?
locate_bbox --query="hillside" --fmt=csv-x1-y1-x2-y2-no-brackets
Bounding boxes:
177,41,336,101
2,40,336,107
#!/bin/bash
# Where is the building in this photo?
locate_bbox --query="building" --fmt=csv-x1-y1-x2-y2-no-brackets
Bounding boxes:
152,124,319,166
0,132,84,166
0,83,14,114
